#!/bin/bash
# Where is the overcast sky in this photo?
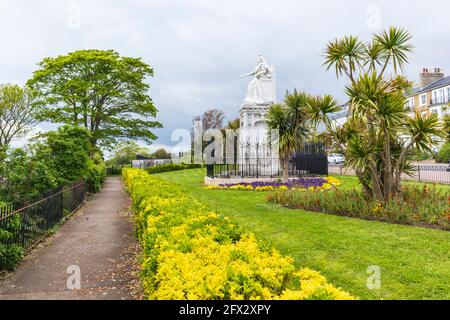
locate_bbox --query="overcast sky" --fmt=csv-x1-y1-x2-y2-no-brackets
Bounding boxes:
2,0,450,151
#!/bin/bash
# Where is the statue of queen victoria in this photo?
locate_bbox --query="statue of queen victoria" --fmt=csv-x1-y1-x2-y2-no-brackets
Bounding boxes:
240,55,276,105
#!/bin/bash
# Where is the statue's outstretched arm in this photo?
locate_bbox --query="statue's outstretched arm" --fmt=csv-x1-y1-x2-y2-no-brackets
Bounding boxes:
240,71,255,78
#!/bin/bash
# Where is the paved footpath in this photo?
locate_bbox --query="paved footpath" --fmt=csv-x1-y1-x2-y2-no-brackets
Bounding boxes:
0,177,141,300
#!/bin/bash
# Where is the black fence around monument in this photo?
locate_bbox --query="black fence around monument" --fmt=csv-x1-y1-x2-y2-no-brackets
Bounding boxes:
207,142,328,179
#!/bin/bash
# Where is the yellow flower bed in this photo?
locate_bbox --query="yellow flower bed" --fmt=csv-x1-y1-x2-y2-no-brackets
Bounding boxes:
123,168,354,300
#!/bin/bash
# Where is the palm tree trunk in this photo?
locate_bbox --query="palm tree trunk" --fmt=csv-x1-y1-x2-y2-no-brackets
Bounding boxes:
368,162,384,202
282,152,289,183
356,168,372,199
383,129,393,200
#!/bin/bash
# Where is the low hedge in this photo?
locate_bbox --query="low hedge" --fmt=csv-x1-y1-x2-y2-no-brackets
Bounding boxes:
267,186,449,230
146,163,202,174
123,168,354,300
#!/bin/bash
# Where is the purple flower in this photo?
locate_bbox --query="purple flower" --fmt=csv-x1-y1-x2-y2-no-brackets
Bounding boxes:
219,177,328,189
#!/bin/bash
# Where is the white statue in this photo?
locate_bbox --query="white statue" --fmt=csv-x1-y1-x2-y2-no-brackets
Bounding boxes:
240,55,275,105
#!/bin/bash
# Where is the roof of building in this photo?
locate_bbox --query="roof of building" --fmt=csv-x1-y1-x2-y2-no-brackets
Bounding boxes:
418,76,450,93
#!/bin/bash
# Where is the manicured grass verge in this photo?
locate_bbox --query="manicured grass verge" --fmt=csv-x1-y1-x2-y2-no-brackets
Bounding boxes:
156,169,450,300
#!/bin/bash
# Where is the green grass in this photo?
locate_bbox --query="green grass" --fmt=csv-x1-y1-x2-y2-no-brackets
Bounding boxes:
334,174,450,192
155,169,450,300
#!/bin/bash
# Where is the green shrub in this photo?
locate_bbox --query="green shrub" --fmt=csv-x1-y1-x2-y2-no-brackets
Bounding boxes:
123,168,354,300
34,125,91,186
436,142,450,163
0,244,24,271
411,150,433,161
0,148,58,203
146,163,202,174
268,186,449,229
86,161,106,192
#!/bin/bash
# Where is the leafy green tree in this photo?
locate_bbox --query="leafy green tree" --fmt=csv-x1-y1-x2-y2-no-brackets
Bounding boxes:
0,147,58,203
225,118,240,131
33,125,91,186
108,141,151,166
0,84,39,148
321,27,443,201
152,148,170,159
27,49,162,149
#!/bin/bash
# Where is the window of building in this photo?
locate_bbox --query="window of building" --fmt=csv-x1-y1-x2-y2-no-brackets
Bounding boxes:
420,94,427,106
439,89,445,103
405,98,414,110
447,87,450,102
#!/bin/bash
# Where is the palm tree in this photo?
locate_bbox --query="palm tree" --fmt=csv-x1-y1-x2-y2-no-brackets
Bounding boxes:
266,90,310,182
225,118,240,130
322,27,442,202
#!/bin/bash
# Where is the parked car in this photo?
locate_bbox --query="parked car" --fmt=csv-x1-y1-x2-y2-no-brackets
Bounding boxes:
328,153,345,164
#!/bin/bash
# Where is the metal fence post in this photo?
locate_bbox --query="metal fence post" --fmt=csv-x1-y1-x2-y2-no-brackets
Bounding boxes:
418,165,421,182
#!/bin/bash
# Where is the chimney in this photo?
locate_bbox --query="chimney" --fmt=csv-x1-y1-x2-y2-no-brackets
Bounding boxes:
419,67,444,88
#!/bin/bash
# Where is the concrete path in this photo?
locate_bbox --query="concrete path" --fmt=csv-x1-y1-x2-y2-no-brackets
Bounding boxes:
0,177,142,300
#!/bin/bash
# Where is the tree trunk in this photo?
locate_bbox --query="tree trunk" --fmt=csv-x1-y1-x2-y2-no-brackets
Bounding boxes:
282,152,289,183
356,168,372,199
383,129,392,200
393,169,402,194
368,162,384,202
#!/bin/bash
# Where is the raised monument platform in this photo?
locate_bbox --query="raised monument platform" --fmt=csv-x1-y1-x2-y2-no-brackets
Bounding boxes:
238,55,278,174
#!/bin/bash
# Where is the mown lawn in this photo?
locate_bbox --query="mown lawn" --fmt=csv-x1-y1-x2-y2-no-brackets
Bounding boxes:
335,174,450,193
155,169,450,300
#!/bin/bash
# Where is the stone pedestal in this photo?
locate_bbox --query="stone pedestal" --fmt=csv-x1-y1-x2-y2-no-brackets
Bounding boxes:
238,102,279,176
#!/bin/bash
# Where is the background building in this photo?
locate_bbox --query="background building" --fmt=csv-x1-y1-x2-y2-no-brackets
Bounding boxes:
405,67,450,118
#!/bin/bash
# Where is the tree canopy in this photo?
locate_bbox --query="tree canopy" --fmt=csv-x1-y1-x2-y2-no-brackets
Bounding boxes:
107,141,151,166
194,109,225,130
151,148,171,159
27,49,162,149
0,84,39,148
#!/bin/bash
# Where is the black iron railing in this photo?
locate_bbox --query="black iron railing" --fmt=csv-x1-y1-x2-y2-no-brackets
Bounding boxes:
431,97,450,105
329,164,450,185
207,157,328,179
208,161,282,179
0,181,86,269
207,142,329,179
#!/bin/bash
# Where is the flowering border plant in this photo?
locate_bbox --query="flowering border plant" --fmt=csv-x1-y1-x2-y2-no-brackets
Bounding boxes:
205,176,340,191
